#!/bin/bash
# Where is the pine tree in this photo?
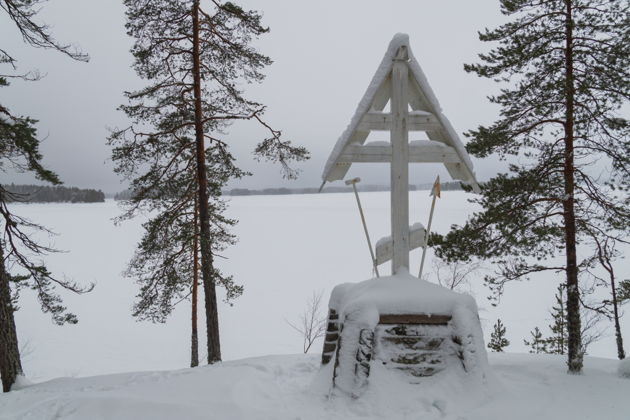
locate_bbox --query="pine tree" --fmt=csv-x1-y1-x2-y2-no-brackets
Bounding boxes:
433,0,630,373
524,327,548,354
110,0,308,364
1,0,90,392
488,318,510,352
588,236,627,359
190,200,199,368
546,285,568,355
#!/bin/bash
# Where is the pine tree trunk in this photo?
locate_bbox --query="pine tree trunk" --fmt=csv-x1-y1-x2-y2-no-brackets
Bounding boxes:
191,200,200,368
610,275,626,360
560,287,566,355
563,0,582,374
191,0,221,364
0,243,23,392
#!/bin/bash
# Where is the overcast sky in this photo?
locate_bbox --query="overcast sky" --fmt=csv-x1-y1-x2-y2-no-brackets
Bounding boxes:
1,0,508,193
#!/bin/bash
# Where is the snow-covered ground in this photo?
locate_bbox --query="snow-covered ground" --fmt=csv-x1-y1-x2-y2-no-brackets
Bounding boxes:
3,191,629,418
1,353,629,420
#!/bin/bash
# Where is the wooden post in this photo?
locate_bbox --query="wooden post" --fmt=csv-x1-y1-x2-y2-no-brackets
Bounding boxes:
390,46,410,274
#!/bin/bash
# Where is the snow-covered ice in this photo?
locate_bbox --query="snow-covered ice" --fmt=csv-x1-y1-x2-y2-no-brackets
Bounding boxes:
7,192,630,382
3,192,629,418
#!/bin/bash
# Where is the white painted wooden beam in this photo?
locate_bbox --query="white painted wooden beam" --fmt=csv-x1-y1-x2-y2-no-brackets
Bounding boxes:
357,111,441,132
338,143,461,163
375,223,426,266
371,75,391,112
390,46,410,273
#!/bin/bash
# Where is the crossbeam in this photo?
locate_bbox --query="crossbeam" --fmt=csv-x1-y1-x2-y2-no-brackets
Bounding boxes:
375,223,426,266
338,143,461,164
357,111,441,132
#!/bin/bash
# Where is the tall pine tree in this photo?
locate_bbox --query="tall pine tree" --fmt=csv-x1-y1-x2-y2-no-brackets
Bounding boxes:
110,0,308,364
434,0,630,373
1,0,90,392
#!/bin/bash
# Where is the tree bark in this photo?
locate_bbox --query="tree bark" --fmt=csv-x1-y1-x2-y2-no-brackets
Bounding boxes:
191,199,200,367
0,242,23,392
611,276,626,360
563,0,582,374
191,0,221,364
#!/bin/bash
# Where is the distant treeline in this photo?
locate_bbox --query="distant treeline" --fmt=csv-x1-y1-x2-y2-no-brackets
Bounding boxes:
114,189,134,201
226,182,464,197
113,182,464,200
3,184,105,203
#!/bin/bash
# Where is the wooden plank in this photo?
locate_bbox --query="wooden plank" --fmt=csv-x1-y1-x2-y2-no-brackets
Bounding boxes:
322,342,337,353
371,74,392,112
338,143,461,164
395,365,443,377
378,314,452,325
375,223,426,266
379,336,444,351
358,112,391,131
408,111,441,131
323,76,390,183
327,309,339,321
378,324,451,337
389,351,443,366
358,111,441,132
390,46,410,274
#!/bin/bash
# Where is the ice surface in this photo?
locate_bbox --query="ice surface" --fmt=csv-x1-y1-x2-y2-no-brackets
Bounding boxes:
9,194,629,383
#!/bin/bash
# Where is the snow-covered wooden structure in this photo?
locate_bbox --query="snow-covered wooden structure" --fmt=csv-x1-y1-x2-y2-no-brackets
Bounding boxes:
319,34,488,396
322,272,488,396
320,33,480,275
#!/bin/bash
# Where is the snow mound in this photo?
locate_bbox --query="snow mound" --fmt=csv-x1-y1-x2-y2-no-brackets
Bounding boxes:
329,269,479,322
619,357,630,378
326,270,489,395
1,354,629,420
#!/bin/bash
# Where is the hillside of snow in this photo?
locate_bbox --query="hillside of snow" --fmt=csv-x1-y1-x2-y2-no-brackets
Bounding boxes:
2,353,629,420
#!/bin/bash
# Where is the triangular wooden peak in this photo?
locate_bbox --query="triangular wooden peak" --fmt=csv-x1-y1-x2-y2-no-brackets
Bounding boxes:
321,33,479,191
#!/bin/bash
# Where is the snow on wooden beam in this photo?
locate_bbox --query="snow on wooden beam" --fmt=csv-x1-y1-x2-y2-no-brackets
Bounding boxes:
338,142,461,164
379,314,452,325
357,111,441,132
375,223,426,266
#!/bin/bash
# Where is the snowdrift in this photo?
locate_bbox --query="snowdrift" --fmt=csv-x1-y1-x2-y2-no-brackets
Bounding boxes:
1,354,629,420
321,270,489,396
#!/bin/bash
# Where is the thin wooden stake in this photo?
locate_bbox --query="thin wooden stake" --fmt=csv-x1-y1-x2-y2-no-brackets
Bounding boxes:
419,176,440,279
346,178,380,278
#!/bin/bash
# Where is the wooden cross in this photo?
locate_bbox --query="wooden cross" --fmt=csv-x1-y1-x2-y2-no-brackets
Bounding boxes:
321,34,479,275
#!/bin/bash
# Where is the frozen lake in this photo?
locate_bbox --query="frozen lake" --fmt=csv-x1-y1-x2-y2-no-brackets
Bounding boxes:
10,191,629,381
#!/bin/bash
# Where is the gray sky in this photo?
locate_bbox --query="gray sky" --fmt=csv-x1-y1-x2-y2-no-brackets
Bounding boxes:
1,0,508,193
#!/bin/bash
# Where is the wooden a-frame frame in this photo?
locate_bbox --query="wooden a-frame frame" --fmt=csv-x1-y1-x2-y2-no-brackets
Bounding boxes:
321,34,479,274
